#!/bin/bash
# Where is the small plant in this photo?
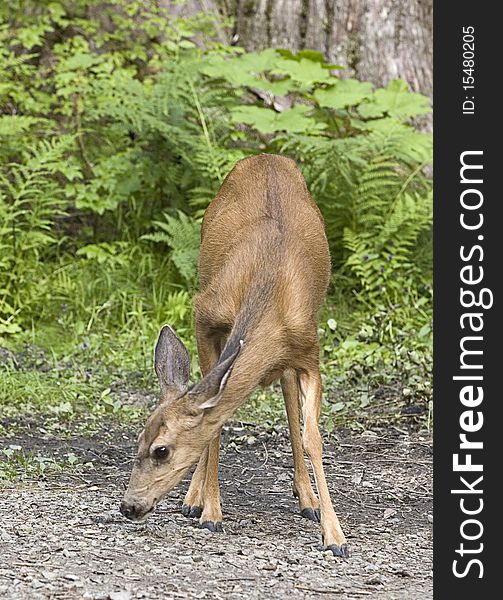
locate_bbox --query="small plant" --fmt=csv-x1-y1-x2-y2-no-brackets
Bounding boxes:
0,444,94,483
142,211,201,288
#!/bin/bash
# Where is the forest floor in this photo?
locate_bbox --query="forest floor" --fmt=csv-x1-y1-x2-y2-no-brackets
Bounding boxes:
0,416,432,600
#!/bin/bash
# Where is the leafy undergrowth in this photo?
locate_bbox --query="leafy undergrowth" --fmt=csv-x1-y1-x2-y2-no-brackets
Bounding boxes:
0,324,430,484
0,320,431,440
0,444,92,482
0,332,151,440
1,2,432,460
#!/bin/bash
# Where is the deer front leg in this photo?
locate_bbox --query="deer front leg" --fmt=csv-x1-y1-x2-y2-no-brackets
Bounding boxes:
181,448,208,518
199,429,223,531
299,369,349,557
281,369,320,522
183,328,223,531
182,330,219,520
183,432,223,530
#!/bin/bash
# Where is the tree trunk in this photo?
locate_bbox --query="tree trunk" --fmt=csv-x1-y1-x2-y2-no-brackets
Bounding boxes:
162,0,432,97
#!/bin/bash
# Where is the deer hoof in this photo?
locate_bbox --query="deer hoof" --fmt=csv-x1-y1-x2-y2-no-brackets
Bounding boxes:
301,508,321,522
326,543,350,558
200,520,223,533
182,504,202,518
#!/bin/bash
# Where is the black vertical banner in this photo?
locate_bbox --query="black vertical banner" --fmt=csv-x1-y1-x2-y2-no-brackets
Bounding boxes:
434,3,500,597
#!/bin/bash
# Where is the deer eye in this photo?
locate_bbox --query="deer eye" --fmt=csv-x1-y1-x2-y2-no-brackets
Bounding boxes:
152,446,171,461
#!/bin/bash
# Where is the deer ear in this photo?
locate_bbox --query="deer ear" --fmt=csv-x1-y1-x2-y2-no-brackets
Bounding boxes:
154,325,190,395
189,341,243,411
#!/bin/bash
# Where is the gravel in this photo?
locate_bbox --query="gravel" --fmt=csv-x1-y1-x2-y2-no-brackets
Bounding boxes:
0,425,432,599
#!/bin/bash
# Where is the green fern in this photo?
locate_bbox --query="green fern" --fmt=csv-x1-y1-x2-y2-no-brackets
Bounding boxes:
142,211,201,287
0,136,74,322
281,124,432,327
0,1,431,354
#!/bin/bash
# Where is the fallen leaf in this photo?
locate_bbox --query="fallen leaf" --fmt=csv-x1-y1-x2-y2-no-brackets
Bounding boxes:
351,472,363,485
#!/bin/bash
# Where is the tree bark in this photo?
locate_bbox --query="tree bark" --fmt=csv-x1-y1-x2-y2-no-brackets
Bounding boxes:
161,0,432,96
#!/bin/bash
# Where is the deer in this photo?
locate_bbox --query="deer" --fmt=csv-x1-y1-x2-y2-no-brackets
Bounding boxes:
120,154,348,557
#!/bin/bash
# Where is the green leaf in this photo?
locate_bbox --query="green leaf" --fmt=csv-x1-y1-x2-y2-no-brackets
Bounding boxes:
0,321,22,335
314,79,373,109
76,244,111,263
357,101,385,119
142,212,201,285
200,49,281,88
231,106,277,133
62,52,103,71
272,58,332,87
250,78,293,96
179,40,196,49
74,189,119,215
276,49,343,69
67,453,78,465
275,105,319,132
357,117,409,133
373,80,431,118
325,417,335,433
238,48,280,73
418,324,431,338
297,50,342,70
200,57,257,87
16,24,54,49
0,116,42,138
341,340,359,349
231,105,318,134
296,50,326,63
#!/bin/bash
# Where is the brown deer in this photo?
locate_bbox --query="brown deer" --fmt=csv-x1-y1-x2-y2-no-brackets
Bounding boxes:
120,154,348,556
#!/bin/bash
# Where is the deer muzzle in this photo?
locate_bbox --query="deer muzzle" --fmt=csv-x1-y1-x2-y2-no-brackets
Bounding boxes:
119,496,157,521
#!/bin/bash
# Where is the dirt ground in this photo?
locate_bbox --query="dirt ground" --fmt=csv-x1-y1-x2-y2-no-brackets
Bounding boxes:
0,420,432,600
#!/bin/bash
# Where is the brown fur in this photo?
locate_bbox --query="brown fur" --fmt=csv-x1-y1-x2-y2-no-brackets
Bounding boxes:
194,154,327,411
121,154,348,553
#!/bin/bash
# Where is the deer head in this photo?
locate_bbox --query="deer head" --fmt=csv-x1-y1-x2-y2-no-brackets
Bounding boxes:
120,325,240,521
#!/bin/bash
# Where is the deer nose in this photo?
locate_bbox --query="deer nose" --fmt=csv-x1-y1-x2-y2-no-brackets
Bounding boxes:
120,501,137,520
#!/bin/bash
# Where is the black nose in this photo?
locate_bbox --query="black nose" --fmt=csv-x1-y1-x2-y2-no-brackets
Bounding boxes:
120,501,137,520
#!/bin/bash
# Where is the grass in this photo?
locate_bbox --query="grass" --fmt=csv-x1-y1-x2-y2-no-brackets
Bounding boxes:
0,317,431,441
0,320,431,487
0,445,92,483
0,369,146,429
0,370,94,417
0,328,152,439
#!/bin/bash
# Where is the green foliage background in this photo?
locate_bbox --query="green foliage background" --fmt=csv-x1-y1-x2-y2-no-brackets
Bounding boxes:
0,0,432,431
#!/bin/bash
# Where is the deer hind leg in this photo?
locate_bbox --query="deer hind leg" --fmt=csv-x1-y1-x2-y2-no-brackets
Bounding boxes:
182,331,221,524
281,368,320,522
299,368,349,557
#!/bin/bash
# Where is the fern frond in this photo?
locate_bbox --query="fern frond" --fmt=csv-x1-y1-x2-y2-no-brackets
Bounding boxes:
141,211,201,286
